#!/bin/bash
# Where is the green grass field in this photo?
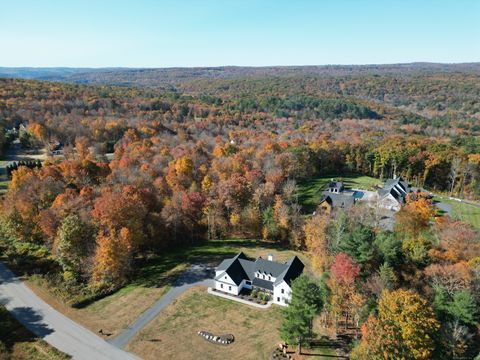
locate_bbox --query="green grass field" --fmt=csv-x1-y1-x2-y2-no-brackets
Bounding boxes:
0,180,10,195
297,173,382,213
434,197,480,229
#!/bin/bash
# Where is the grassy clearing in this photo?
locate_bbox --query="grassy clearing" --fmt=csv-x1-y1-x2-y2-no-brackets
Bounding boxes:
297,173,382,212
25,239,311,338
127,286,337,360
0,305,70,360
134,238,313,280
434,197,480,229
0,180,9,195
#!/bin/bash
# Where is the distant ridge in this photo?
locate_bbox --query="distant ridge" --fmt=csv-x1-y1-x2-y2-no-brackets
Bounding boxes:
1,63,480,87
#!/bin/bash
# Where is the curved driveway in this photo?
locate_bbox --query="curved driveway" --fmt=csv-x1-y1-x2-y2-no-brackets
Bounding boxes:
0,262,139,360
109,264,214,348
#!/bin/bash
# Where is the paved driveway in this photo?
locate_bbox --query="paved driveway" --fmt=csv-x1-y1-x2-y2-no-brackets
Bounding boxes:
109,264,214,349
0,262,139,360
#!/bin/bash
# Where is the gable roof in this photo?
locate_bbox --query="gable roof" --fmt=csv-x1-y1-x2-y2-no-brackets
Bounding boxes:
216,252,248,272
255,258,289,277
378,177,411,204
275,256,304,286
327,181,343,190
215,252,304,289
319,193,354,209
215,255,250,286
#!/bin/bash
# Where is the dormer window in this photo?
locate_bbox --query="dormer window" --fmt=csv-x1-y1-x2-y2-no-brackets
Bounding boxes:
268,276,271,281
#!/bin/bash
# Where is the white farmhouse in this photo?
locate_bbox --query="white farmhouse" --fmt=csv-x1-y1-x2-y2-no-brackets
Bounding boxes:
214,252,304,306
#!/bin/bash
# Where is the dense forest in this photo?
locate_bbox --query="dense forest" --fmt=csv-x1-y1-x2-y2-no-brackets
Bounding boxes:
0,67,479,358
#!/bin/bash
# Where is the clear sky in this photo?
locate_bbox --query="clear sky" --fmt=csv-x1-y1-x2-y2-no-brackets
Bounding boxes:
1,0,479,67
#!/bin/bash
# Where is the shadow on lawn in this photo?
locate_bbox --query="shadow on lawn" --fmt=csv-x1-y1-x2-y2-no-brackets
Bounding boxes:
74,239,287,307
0,301,54,351
300,337,349,359
130,239,284,289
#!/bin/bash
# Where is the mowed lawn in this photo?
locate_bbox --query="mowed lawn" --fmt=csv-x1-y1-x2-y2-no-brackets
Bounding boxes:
27,239,312,338
0,305,70,360
435,197,480,229
126,286,337,360
0,180,9,195
297,173,382,213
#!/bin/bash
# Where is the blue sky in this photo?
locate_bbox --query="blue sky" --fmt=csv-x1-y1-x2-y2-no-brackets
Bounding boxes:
1,0,479,67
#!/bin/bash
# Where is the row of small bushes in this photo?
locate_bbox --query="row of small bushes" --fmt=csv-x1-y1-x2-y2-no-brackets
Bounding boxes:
251,289,270,302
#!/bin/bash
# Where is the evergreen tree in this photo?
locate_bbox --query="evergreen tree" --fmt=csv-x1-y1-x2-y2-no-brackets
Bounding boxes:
339,223,376,271
55,214,93,281
280,275,323,354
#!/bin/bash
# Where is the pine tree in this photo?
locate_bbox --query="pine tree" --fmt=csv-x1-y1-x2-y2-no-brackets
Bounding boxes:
280,275,323,354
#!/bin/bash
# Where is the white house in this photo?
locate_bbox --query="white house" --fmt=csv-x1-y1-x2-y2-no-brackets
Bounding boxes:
214,252,304,306
377,177,411,211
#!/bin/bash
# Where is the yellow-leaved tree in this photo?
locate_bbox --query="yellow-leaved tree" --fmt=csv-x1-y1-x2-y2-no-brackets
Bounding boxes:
351,289,440,360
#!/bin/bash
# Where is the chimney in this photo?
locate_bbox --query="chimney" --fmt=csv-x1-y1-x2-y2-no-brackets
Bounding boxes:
267,254,273,261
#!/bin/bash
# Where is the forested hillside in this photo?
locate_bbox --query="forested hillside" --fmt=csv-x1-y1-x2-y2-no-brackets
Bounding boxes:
0,69,479,358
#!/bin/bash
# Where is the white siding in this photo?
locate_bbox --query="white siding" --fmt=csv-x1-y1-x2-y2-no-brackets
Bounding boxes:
215,272,240,295
273,281,291,306
254,271,276,282
378,194,401,211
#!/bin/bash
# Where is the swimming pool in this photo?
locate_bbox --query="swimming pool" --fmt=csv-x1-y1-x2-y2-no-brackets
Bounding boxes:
353,191,364,200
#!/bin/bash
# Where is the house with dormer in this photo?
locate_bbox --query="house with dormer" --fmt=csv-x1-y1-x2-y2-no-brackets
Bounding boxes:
214,252,304,306
377,176,411,211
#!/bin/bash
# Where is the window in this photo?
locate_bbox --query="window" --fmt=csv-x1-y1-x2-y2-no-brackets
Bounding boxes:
225,276,227,279
229,286,231,291
221,284,223,289
262,274,265,279
281,289,284,294
277,297,280,302
268,276,271,281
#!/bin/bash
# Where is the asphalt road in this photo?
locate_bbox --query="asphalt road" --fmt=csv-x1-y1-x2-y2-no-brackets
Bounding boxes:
109,264,214,349
0,262,139,360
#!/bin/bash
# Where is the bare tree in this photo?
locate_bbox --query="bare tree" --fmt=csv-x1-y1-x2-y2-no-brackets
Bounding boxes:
449,158,461,196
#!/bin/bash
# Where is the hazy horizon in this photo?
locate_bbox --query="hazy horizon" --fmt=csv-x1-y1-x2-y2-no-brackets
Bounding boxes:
1,61,480,70
2,0,479,67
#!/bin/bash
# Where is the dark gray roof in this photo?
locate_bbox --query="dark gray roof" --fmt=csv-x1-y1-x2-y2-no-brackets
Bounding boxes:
222,258,249,286
255,258,289,277
276,256,305,286
215,252,304,290
252,278,274,291
238,258,256,279
383,177,409,192
378,177,411,204
320,193,354,209
328,181,343,190
216,252,248,272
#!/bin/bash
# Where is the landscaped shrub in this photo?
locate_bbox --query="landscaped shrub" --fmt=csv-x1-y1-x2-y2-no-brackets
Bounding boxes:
258,292,270,301
251,289,258,298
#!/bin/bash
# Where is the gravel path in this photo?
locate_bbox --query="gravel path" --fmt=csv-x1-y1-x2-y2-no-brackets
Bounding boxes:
108,264,214,349
0,262,139,360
